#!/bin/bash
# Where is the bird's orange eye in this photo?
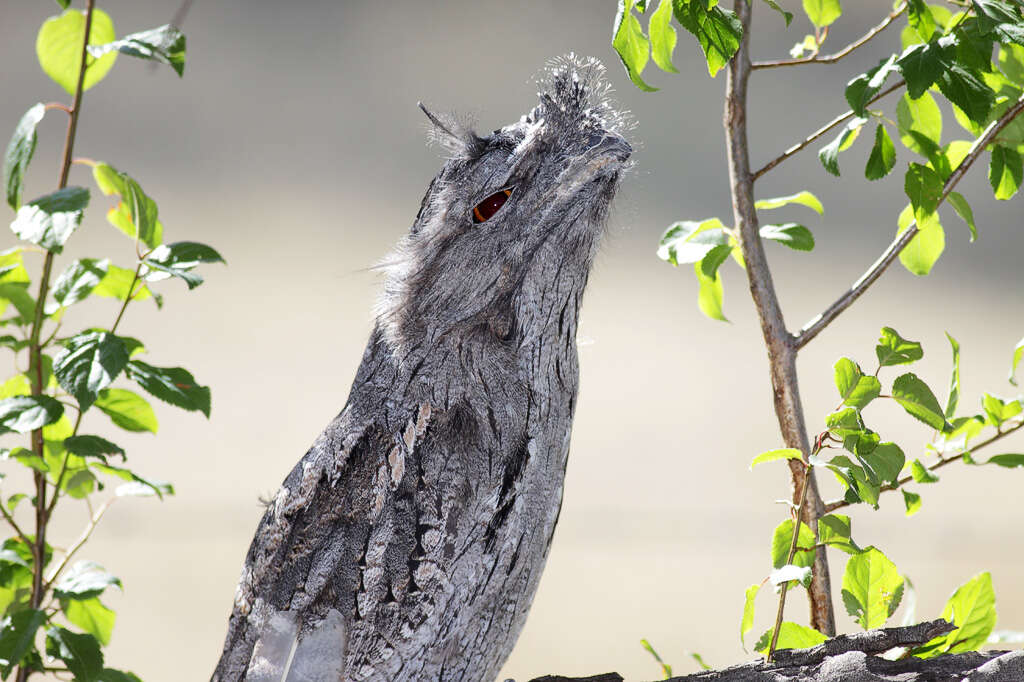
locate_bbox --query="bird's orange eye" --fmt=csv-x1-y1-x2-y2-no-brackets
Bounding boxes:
472,188,512,223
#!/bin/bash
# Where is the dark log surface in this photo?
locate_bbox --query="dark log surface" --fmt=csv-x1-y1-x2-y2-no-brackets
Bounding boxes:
522,620,1024,682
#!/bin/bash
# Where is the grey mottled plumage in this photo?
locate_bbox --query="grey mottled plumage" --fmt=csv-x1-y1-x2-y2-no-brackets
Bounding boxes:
213,55,631,682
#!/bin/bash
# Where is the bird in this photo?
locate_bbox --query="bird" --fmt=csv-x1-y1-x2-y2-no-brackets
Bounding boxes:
212,55,631,682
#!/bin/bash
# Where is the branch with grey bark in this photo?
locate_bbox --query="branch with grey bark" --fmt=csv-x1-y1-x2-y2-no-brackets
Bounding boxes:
524,620,1024,682
796,91,1024,348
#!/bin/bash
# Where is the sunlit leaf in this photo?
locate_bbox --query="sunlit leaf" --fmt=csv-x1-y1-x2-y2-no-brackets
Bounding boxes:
3,103,46,210
87,25,186,76
841,547,904,629
36,9,117,95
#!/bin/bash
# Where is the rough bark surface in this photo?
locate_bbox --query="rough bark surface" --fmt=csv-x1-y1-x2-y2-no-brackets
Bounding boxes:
212,56,632,682
522,621,1024,682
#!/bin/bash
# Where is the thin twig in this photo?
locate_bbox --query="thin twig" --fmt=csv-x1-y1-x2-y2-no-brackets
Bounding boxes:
726,0,835,635
0,499,32,549
110,263,143,334
753,2,907,70
752,81,905,180
796,92,1024,349
768,460,813,661
824,419,1024,512
42,498,115,593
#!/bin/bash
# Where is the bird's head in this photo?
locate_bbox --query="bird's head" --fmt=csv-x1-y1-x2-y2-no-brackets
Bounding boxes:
377,55,632,359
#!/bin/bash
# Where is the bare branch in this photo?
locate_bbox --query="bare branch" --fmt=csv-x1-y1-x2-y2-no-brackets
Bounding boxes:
726,0,835,635
796,93,1024,349
752,2,907,70
752,81,905,180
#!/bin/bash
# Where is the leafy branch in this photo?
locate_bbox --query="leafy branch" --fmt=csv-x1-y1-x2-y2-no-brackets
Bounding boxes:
1,2,216,679
797,92,1024,348
752,2,907,70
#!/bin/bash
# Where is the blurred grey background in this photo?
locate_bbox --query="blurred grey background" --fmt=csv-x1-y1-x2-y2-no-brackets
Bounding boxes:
2,1,1023,679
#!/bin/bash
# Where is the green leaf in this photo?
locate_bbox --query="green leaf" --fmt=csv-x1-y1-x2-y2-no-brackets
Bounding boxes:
0,283,37,323
802,0,842,28
982,393,1022,426
842,547,904,629
36,8,118,95
1010,337,1024,386
10,186,89,253
50,258,109,311
694,260,727,322
91,264,152,304
834,358,882,409
63,435,125,460
865,442,905,484
865,124,897,180
771,519,816,570
846,55,899,117
826,407,866,437
673,3,744,78
142,241,224,290
124,360,210,416
87,25,186,76
910,458,940,482
915,572,996,657
750,448,803,469
897,91,943,155
648,0,678,73
818,513,860,554
893,372,950,431
761,0,793,26
908,0,937,42
754,622,827,654
740,583,760,650
989,145,1023,200
54,561,122,601
897,41,947,99
639,638,672,679
759,223,815,251
0,395,64,434
53,331,129,411
896,202,944,276
770,564,812,588
946,191,977,241
1,446,50,473
699,243,732,279
3,103,46,210
0,248,30,285
657,218,729,265
904,163,944,222
0,609,46,677
943,333,960,418
91,463,173,498
91,163,162,249
902,489,922,516
94,388,158,433
45,626,104,681
754,190,824,215
937,64,996,126
613,0,657,91
985,454,1024,468
819,117,867,176
62,597,115,647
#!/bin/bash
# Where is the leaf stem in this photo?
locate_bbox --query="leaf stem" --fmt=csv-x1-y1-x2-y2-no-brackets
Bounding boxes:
795,92,1024,349
110,263,143,334
752,3,907,70
824,419,1024,512
19,3,96,680
42,497,115,593
768,459,813,661
726,0,835,635
752,81,905,180
0,497,33,549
